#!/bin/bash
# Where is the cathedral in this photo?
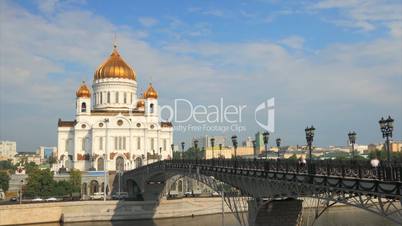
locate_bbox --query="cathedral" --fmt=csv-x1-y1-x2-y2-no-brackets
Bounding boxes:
56,45,173,172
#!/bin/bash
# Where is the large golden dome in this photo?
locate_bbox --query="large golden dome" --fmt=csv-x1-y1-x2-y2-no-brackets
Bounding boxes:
76,82,91,98
94,46,136,81
144,83,158,99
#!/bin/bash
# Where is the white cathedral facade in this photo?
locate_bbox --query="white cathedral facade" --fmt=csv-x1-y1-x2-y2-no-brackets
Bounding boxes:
56,45,173,172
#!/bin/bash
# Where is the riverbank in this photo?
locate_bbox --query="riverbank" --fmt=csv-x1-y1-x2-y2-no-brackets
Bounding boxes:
0,198,233,225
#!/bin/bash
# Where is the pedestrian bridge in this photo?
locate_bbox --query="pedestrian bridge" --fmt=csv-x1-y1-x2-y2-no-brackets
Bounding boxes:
123,159,402,226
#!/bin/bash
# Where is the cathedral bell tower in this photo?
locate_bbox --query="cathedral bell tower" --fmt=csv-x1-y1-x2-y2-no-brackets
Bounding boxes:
144,83,158,117
76,81,91,116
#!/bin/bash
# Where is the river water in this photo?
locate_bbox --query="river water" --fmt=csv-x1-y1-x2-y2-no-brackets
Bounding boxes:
30,206,396,226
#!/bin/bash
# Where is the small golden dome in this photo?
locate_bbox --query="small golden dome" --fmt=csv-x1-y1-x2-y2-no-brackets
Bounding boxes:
136,99,145,108
144,83,158,99
94,46,136,81
76,82,91,98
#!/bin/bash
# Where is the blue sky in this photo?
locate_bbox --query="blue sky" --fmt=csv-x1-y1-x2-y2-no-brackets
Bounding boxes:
0,0,401,151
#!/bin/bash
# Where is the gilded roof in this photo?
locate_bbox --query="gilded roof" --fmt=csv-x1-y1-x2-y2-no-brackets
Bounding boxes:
76,82,91,98
94,47,136,81
144,83,158,99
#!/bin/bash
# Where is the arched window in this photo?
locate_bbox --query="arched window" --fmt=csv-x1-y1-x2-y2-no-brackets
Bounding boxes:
100,92,103,104
89,180,99,195
107,92,110,103
124,92,127,104
116,156,124,171
150,103,154,113
115,92,119,103
81,102,87,112
97,158,104,171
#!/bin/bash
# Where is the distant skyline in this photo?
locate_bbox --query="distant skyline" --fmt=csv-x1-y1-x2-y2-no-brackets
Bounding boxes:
0,0,401,151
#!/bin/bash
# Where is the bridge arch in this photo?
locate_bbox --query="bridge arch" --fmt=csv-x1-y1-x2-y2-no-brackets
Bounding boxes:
123,160,402,226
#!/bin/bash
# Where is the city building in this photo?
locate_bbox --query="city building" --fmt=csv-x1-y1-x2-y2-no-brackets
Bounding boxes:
37,146,57,163
0,141,17,160
195,135,226,148
243,137,253,147
255,132,264,151
390,140,402,152
56,45,173,172
13,152,41,165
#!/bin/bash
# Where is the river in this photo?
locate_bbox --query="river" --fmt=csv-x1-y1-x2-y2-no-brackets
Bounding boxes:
29,206,396,226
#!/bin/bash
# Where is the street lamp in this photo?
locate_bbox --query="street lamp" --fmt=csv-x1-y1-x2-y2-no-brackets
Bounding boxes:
276,138,281,159
181,142,185,160
171,144,175,159
193,139,199,160
262,131,269,159
348,131,357,160
379,116,394,162
159,147,162,161
305,126,315,161
231,135,238,159
211,138,215,159
19,179,23,204
252,140,257,159
219,144,223,159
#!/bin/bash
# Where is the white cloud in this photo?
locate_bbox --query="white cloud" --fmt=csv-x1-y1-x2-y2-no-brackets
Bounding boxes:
138,17,158,27
279,36,305,49
310,0,402,32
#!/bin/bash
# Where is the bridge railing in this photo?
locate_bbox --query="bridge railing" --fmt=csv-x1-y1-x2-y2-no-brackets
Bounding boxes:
164,159,402,182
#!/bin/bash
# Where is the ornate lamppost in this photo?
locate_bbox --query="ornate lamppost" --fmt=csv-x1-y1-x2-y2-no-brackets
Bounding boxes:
379,116,394,162
348,131,357,160
252,140,257,159
276,138,281,159
379,116,394,180
159,147,162,161
193,139,199,161
231,135,238,159
305,126,315,175
262,131,270,159
171,144,175,159
181,142,185,160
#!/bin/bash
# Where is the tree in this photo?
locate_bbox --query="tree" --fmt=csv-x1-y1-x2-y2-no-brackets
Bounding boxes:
0,160,16,174
69,169,81,193
25,162,39,175
182,147,206,160
53,180,73,197
0,172,10,192
25,168,55,198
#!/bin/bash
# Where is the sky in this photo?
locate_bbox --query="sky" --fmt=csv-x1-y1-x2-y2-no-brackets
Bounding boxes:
0,0,401,151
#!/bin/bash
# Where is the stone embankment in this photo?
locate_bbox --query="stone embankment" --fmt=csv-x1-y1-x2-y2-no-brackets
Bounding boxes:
0,198,231,225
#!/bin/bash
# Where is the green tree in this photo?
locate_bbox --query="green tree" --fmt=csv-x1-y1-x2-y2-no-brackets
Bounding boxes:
25,168,55,198
182,147,206,160
25,162,39,175
53,180,73,197
0,171,10,192
0,160,16,174
69,169,81,193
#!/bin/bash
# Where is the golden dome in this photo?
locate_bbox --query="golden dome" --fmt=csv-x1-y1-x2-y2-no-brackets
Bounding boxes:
94,46,136,81
136,99,145,108
144,83,158,99
76,82,91,98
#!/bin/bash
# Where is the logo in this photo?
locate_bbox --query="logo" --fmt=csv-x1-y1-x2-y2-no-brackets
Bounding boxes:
254,98,275,132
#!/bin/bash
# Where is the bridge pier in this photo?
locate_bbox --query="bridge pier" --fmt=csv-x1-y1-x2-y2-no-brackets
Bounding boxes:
251,199,303,226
